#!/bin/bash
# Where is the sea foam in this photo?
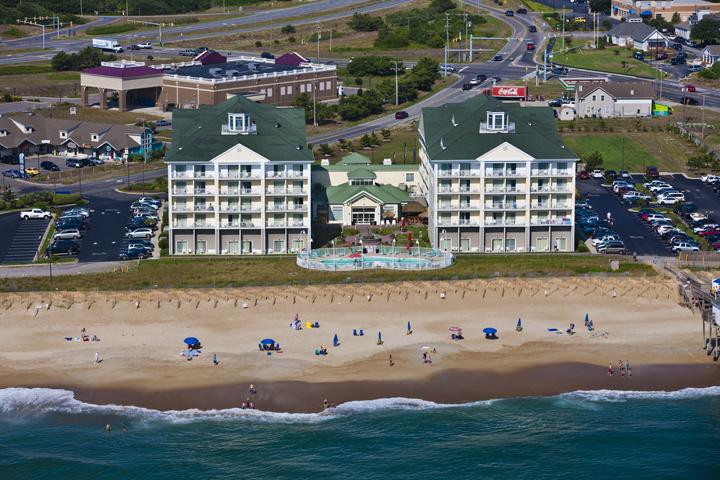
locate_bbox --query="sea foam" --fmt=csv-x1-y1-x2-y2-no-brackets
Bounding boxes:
559,386,720,403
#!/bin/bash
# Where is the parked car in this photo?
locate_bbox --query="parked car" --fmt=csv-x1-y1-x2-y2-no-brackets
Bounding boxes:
462,83,473,90
65,159,83,168
126,228,154,239
53,228,82,240
20,208,51,220
119,248,150,260
645,166,659,178
260,51,275,59
493,54,503,61
88,158,105,166
46,239,80,256
645,213,668,223
64,207,91,218
40,160,60,171
657,192,685,205
577,170,590,180
598,240,626,255
394,110,409,120
590,169,604,179
672,242,700,253
179,49,196,56
701,174,719,183
619,170,630,179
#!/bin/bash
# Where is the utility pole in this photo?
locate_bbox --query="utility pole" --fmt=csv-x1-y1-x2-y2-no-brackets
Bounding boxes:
142,119,148,195
393,60,400,106
80,0,83,16
17,17,59,49
561,9,565,51
128,19,172,46
702,94,706,141
464,14,469,63
444,13,449,76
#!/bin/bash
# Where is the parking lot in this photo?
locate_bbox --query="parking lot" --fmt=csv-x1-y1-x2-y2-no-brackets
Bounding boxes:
577,174,720,257
71,196,137,262
0,214,50,264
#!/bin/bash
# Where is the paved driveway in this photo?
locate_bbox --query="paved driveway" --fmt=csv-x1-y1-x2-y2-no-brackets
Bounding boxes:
577,178,671,257
0,213,50,264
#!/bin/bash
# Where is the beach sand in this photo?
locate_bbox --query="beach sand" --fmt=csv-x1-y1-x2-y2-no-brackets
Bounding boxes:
1,277,718,412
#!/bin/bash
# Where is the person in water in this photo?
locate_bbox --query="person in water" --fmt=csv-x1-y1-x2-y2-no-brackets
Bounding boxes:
323,399,329,410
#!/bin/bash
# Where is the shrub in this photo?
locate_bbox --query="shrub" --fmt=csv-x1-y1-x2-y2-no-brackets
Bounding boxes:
576,240,590,253
158,237,169,250
255,41,262,47
281,24,296,34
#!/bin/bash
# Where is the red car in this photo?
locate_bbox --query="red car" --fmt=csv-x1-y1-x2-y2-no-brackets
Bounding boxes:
527,42,536,51
577,170,590,180
698,228,719,236
646,166,659,178
684,84,696,92
394,110,409,120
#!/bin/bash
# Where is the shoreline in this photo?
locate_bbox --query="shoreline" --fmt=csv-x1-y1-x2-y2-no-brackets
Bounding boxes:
17,363,720,413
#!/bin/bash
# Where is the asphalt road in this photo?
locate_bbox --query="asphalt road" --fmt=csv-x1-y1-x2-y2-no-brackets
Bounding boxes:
666,174,720,218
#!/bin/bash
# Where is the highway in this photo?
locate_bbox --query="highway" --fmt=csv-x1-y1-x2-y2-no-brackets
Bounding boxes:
0,0,413,60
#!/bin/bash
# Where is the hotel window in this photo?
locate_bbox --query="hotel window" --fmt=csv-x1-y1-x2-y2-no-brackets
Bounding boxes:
227,113,251,133
319,82,325,91
306,83,312,91
536,237,549,252
300,84,306,93
242,240,253,254
405,173,415,182
491,238,503,252
273,239,285,253
556,237,568,251
292,238,305,252
326,81,332,90
287,85,293,94
280,86,286,95
175,240,189,254
228,241,240,254
505,238,516,251
265,88,272,98
330,206,344,222
486,112,506,131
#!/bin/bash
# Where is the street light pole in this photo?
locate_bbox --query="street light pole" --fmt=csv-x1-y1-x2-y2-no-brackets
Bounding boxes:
393,60,399,106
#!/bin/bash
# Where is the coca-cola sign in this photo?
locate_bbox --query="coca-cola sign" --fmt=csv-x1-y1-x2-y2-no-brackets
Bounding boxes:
491,86,527,98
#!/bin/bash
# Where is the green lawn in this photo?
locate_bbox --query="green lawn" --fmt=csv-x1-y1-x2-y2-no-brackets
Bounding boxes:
564,132,697,173
0,254,654,292
85,23,139,36
552,48,664,79
0,64,54,76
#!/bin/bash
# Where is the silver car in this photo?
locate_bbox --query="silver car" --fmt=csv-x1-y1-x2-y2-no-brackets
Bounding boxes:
53,228,82,240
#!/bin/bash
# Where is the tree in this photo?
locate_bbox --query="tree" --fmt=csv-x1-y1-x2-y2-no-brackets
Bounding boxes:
281,24,296,34
374,24,410,48
582,151,604,171
589,0,611,14
293,93,336,124
671,12,681,24
406,57,439,91
691,18,720,45
428,0,456,14
51,46,114,71
348,12,383,32
347,56,404,77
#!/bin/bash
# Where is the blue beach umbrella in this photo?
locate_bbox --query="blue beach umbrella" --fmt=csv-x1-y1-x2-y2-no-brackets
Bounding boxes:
517,318,522,329
483,328,497,335
584,313,589,325
407,321,411,333
184,337,200,346
260,338,276,346
333,334,339,347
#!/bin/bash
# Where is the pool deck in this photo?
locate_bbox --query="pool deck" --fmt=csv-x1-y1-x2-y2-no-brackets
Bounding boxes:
297,247,453,271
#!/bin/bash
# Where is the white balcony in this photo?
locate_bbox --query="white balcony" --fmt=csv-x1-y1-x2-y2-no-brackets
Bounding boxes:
485,171,526,178
194,189,215,195
219,189,240,196
240,189,262,195
530,218,572,226
172,189,191,195
194,221,216,228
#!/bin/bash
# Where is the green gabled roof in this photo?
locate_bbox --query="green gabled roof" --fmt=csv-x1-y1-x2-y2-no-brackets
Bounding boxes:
326,184,411,205
347,167,377,180
312,163,420,172
165,95,314,163
419,95,576,161
339,152,372,165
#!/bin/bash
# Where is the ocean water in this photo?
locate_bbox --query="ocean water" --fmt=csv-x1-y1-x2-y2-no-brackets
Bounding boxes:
1,387,719,479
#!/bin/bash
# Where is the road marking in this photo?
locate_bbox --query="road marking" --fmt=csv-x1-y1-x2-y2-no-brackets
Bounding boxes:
458,66,468,73
629,236,645,239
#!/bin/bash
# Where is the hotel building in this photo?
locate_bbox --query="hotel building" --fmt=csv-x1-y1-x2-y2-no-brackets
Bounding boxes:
165,95,312,255
418,96,578,253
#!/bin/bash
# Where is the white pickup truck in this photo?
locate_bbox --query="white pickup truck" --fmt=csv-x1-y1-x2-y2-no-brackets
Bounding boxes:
20,208,52,220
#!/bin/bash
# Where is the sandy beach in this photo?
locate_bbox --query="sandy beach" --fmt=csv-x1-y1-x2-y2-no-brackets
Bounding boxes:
1,276,718,412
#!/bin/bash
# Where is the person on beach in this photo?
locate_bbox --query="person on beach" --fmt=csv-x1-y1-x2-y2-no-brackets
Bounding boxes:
323,399,329,410
249,384,256,395
626,361,632,377
94,352,102,364
619,360,625,377
241,399,249,409
608,363,613,376
213,354,219,366
389,354,394,367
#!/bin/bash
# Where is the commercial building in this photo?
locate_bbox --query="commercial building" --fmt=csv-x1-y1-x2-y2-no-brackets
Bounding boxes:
165,95,312,255
418,96,577,253
574,81,655,118
0,113,152,160
611,0,720,22
311,153,422,225
80,53,338,112
80,61,164,111
606,21,668,51
159,54,337,110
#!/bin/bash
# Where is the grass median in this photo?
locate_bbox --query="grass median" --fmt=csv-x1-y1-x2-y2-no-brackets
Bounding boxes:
552,48,664,79
0,254,654,292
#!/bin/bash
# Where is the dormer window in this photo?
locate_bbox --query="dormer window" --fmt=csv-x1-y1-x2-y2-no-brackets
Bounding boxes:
0,129,7,137
59,130,67,139
223,113,256,135
487,112,506,131
91,133,99,142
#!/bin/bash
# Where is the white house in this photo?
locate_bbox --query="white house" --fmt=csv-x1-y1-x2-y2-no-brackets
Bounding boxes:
702,45,720,65
607,22,669,52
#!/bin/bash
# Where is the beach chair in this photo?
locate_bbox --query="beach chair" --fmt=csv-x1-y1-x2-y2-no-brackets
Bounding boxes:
359,329,364,336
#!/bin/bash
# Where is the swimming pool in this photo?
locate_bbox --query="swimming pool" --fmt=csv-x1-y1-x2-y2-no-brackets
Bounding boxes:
297,248,454,271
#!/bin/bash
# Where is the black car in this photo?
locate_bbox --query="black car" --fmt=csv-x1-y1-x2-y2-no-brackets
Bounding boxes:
40,160,60,171
260,51,275,59
65,158,83,168
46,239,80,256
505,10,514,16
516,8,527,14
529,25,537,33
462,83,472,90
476,74,487,82
119,248,150,260
605,169,617,179
493,54,503,61
671,57,686,65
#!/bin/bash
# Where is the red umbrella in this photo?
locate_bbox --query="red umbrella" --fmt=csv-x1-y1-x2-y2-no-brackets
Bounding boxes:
449,326,462,332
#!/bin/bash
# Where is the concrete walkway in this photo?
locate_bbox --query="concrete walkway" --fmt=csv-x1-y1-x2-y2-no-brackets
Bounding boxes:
0,260,127,278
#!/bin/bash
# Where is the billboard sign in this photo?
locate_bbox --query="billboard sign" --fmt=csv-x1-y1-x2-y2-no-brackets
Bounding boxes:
491,86,527,99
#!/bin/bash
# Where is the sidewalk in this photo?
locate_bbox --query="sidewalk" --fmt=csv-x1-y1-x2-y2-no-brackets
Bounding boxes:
0,260,125,278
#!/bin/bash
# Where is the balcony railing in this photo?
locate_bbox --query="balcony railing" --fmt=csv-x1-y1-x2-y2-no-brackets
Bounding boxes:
458,187,481,193
194,189,214,195
220,189,240,195
240,189,262,195
172,222,192,228
194,222,215,228
172,189,190,195
485,171,526,178
530,218,572,226
172,205,192,212
191,172,214,178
